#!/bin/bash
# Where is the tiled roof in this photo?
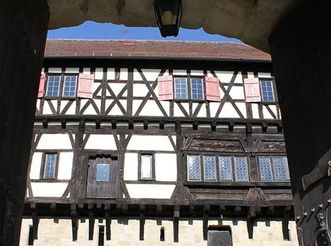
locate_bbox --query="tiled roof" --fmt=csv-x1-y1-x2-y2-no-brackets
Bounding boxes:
44,39,271,61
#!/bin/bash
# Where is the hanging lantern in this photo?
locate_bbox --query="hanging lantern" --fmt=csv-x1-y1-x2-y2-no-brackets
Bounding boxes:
154,0,182,37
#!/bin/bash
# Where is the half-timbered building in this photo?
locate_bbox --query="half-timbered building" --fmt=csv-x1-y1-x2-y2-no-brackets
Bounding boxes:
19,40,298,246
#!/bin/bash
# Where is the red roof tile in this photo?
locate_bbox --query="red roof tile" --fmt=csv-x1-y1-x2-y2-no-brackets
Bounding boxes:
45,40,271,61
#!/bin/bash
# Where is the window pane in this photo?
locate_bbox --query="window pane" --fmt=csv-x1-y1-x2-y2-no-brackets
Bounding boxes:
259,156,273,181
62,76,77,97
191,78,204,100
174,78,188,99
141,155,153,179
260,79,275,102
96,163,110,182
44,154,57,179
219,156,233,181
46,76,61,97
203,156,217,181
187,155,201,181
234,156,249,182
272,156,290,181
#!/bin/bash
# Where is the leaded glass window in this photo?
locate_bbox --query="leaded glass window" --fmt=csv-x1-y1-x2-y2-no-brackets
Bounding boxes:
272,156,290,181
258,156,290,182
43,153,57,179
96,163,110,182
187,155,201,181
260,79,275,102
174,78,188,99
140,154,153,180
234,156,249,182
203,156,217,181
259,156,273,181
62,75,77,97
191,78,204,100
219,156,233,181
46,75,61,97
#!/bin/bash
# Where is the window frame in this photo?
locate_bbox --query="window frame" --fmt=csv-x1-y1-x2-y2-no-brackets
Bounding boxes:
44,73,78,99
186,154,250,183
259,78,277,103
138,152,156,181
40,152,59,180
173,75,205,102
257,155,290,182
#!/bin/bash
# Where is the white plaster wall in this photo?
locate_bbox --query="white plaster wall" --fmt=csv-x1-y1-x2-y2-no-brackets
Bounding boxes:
43,100,58,114
65,67,79,73
141,69,161,81
60,100,76,115
108,83,127,96
31,183,68,197
219,102,241,118
84,134,117,150
139,101,165,117
173,70,187,76
258,72,272,78
127,136,175,151
236,102,247,118
95,67,103,80
229,86,245,99
173,103,186,117
247,72,255,78
80,99,98,115
155,154,177,181
251,103,260,118
214,71,234,83
48,67,61,73
106,103,124,116
262,105,274,119
93,82,101,95
132,99,143,115
37,134,72,150
107,68,115,80
57,152,73,180
197,104,207,118
133,69,143,81
124,153,138,181
126,184,175,199
190,70,204,76
30,153,43,179
120,68,128,81
133,84,149,97
82,67,91,74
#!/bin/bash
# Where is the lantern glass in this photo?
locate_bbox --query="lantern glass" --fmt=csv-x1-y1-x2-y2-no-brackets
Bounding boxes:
154,0,182,37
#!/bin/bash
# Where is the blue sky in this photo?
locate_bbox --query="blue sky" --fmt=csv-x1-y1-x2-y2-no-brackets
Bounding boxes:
47,21,241,43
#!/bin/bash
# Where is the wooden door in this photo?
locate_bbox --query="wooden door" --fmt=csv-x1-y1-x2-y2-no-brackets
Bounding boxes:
86,156,117,198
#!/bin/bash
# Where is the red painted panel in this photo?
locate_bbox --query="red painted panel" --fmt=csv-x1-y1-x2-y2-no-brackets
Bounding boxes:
77,73,94,98
205,76,221,101
244,78,261,102
158,75,174,100
37,73,46,98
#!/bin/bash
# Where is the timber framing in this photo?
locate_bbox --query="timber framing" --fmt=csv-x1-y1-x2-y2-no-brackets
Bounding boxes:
22,46,297,243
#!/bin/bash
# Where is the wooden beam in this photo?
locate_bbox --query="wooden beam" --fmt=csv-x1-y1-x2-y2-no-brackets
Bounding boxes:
139,213,145,241
203,206,209,241
88,212,95,240
71,212,79,241
32,212,39,240
173,210,180,243
105,213,111,241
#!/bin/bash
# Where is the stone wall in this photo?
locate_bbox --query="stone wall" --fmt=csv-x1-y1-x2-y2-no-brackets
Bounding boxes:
20,218,299,245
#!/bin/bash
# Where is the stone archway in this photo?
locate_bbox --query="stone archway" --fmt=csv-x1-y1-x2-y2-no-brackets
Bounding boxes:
0,0,330,245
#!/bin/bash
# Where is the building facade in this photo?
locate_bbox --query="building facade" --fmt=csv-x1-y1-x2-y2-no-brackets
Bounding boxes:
19,40,298,246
